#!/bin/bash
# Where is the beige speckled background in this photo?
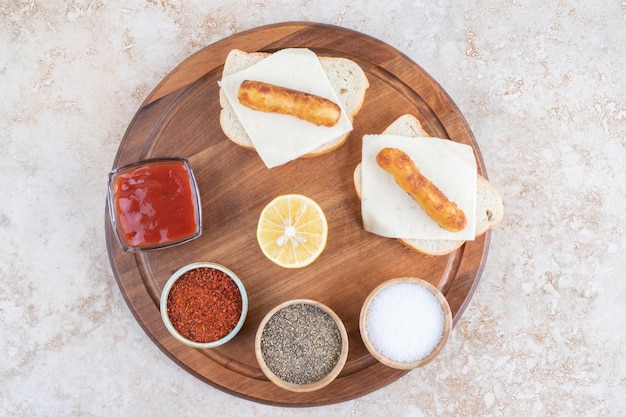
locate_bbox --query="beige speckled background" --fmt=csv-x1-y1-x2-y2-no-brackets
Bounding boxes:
2,1,625,416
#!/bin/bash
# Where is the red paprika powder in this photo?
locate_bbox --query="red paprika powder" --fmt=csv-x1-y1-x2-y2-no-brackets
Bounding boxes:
166,267,243,343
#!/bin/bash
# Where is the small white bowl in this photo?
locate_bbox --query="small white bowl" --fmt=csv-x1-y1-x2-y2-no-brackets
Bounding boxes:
160,262,248,349
360,277,452,369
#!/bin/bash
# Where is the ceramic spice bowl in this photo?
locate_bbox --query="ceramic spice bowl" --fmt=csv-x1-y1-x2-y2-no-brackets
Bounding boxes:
359,277,452,370
160,262,248,349
255,299,349,392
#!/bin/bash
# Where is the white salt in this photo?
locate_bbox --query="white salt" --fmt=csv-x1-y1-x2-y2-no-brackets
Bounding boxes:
366,282,445,363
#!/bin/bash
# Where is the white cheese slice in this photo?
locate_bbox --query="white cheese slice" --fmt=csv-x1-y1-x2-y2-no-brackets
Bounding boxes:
361,134,477,240
220,48,353,168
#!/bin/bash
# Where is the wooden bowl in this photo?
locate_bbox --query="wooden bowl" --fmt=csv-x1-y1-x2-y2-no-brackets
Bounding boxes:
255,299,349,392
359,278,452,370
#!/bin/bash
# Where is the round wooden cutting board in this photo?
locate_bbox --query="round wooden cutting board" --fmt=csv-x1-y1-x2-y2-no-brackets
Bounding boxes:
105,22,491,406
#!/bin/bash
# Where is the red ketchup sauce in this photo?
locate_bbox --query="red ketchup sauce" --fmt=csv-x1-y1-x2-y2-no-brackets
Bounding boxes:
111,159,200,250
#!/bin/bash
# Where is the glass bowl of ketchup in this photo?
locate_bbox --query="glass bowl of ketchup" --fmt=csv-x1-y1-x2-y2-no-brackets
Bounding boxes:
107,157,202,252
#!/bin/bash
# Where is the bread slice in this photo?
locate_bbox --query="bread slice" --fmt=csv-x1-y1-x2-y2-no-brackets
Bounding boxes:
219,49,369,157
354,114,504,256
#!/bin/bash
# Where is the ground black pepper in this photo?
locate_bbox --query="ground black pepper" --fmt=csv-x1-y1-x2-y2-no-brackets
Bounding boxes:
260,303,342,385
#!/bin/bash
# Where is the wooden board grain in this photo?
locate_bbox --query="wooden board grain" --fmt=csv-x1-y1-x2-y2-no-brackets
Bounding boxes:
105,22,490,406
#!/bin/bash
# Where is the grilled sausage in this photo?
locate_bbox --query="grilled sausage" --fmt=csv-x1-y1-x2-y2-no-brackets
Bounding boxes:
376,147,467,232
237,80,341,127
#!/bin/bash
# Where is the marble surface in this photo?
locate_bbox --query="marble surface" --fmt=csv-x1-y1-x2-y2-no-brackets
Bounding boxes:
2,1,625,416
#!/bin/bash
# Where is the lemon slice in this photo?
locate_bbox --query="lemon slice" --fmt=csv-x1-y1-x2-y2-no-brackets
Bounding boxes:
257,194,328,268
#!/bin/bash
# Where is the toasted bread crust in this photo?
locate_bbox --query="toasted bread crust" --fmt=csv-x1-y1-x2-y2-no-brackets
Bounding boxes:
354,114,503,256
219,49,369,156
